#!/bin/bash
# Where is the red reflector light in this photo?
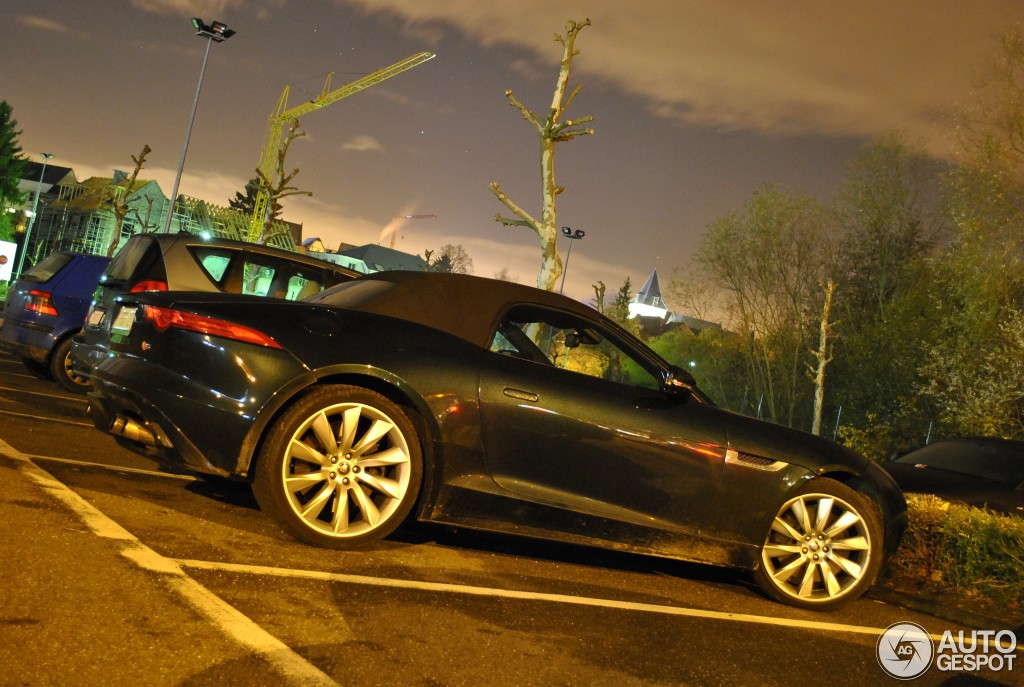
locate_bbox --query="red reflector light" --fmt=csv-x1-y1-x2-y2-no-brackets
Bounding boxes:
143,305,282,349
26,290,58,316
129,280,168,293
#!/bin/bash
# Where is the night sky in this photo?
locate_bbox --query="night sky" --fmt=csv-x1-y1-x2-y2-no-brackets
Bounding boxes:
4,1,1022,301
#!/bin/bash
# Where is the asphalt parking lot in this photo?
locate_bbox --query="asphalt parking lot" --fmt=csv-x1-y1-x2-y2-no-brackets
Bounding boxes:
0,348,1019,686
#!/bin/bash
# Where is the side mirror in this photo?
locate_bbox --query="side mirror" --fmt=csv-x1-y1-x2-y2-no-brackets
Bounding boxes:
665,364,696,394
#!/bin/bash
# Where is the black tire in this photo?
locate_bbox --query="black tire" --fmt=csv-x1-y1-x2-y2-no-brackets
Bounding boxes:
753,478,884,610
252,385,423,548
49,336,91,394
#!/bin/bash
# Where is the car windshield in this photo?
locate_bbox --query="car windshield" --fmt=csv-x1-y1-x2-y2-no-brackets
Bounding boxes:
895,440,1024,485
20,252,72,283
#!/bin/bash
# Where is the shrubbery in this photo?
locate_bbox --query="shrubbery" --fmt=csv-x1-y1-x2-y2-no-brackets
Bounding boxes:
888,494,1024,611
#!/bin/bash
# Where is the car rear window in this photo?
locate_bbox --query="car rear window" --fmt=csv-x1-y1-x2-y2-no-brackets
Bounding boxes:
102,236,164,287
309,279,395,308
21,252,72,283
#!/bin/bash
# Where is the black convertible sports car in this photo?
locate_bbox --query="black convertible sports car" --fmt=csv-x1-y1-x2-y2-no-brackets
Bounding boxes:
86,271,905,609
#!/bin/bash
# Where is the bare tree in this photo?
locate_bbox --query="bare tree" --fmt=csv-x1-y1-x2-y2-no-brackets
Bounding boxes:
493,267,519,282
591,280,607,313
490,18,594,291
256,119,311,245
104,144,151,257
426,243,474,274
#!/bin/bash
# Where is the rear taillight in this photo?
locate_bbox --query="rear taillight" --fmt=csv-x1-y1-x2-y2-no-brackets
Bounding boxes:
142,305,282,349
130,280,168,293
26,290,58,316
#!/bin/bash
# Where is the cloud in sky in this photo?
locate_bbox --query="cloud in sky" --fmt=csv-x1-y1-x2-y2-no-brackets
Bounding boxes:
336,0,1020,156
16,15,76,35
129,0,250,16
342,135,386,153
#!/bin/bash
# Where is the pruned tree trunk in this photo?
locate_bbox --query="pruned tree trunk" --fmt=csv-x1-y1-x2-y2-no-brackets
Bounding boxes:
490,19,594,292
105,144,151,257
256,119,311,245
809,279,837,435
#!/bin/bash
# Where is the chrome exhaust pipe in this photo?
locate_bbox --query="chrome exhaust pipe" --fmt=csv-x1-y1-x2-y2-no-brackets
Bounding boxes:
111,414,159,447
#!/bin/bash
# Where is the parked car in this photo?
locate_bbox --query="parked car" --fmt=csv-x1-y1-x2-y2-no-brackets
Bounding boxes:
0,251,111,392
84,271,906,610
884,437,1024,516
70,232,359,379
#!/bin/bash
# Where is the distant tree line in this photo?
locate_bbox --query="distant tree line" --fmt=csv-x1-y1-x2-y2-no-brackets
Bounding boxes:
646,28,1024,455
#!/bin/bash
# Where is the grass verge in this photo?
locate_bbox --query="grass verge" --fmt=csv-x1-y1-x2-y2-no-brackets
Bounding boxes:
885,494,1024,619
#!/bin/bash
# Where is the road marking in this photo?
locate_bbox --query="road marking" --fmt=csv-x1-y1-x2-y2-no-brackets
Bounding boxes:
175,559,947,642
0,383,88,403
0,439,340,687
29,454,196,480
0,409,94,427
4,440,993,650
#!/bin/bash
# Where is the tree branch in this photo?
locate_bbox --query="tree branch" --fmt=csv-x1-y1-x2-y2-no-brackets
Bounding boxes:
504,90,542,131
489,182,539,233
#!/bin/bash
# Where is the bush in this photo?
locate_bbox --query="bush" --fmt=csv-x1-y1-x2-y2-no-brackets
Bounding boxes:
888,494,1024,610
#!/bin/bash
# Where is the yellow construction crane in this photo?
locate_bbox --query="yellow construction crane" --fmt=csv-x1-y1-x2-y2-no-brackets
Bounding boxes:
248,51,436,242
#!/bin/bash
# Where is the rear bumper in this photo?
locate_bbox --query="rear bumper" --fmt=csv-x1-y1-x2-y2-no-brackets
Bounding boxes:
0,319,56,363
87,350,312,477
69,335,105,378
87,351,264,476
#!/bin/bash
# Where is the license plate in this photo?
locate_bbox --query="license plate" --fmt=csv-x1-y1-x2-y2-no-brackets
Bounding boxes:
87,307,106,327
111,306,137,336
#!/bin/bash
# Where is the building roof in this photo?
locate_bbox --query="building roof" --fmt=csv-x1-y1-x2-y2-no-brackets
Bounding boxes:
51,176,159,213
337,244,430,272
633,269,665,309
20,161,76,188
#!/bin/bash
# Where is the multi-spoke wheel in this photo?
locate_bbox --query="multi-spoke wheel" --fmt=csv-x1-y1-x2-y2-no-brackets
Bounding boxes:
754,478,883,609
50,337,91,394
253,385,423,548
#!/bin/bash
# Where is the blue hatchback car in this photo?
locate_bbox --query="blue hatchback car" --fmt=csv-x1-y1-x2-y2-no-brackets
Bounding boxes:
1,251,110,392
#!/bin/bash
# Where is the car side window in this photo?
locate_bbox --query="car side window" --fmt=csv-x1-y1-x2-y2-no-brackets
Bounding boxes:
192,246,238,285
490,305,662,390
238,252,327,300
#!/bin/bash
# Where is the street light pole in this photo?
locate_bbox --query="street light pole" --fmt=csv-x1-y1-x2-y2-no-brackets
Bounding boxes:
163,18,235,234
558,226,586,294
13,152,54,281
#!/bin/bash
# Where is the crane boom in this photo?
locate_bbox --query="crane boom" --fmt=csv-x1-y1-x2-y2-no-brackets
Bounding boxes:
248,51,436,242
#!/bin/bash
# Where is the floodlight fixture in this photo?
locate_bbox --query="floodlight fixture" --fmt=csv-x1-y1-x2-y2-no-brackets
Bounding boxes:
558,226,587,294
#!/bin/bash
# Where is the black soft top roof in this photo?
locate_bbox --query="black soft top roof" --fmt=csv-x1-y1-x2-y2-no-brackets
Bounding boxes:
310,270,605,348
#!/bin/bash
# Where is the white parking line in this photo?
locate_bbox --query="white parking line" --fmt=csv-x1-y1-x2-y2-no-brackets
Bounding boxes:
29,454,196,480
7,444,974,649
0,439,339,687
0,383,88,403
175,559,942,641
0,409,94,427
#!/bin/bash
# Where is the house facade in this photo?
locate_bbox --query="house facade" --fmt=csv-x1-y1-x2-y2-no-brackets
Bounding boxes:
16,163,300,267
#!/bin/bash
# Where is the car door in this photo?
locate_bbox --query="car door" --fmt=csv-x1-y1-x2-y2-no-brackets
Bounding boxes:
477,305,729,538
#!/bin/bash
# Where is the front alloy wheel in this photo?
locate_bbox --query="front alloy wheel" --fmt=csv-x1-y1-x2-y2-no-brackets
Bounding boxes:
253,385,423,548
754,478,883,609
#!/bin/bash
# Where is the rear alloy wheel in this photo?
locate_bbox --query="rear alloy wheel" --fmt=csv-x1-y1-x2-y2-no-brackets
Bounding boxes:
253,385,423,548
754,478,883,609
50,337,91,394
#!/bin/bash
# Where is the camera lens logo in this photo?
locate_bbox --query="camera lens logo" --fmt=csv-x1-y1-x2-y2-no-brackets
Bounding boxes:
877,622,934,679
